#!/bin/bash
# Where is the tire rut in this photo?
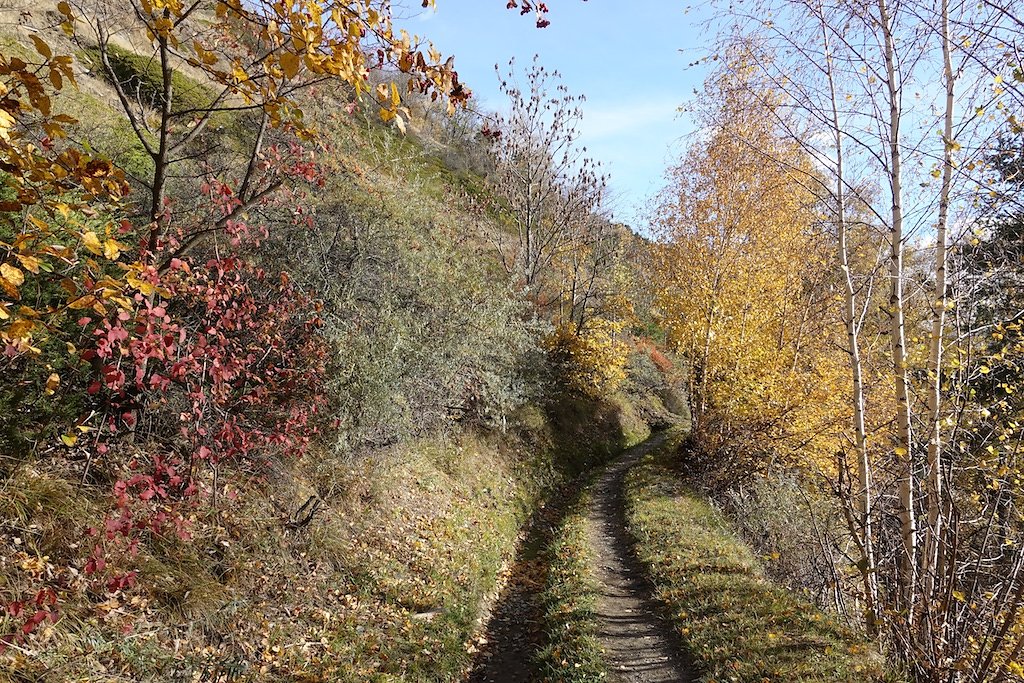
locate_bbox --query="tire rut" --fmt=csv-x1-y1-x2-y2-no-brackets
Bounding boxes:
466,503,562,683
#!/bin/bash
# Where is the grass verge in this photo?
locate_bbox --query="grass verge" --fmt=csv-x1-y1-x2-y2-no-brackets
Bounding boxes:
535,492,606,683
0,395,652,682
624,438,888,682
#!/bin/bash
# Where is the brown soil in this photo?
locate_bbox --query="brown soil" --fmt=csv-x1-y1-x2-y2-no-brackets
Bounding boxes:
585,433,694,682
466,501,562,683
468,433,695,682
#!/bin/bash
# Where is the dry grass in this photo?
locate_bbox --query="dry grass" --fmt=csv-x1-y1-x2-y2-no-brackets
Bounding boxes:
0,391,653,681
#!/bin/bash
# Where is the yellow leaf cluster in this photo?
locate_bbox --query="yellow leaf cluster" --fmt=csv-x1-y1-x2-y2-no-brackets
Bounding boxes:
546,318,629,397
650,76,846,474
0,42,133,357
169,0,470,132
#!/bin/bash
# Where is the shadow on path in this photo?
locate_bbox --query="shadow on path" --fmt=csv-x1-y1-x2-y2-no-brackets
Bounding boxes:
466,497,569,683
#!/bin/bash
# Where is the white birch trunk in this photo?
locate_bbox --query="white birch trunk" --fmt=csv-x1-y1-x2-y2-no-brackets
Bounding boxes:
922,0,955,644
821,15,879,632
877,0,918,612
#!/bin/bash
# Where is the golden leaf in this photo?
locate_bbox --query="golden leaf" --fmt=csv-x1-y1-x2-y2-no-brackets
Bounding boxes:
81,231,103,255
16,254,42,274
6,318,35,339
1,262,25,288
67,295,97,310
30,35,52,59
0,109,15,142
19,554,47,573
103,239,121,261
280,51,301,79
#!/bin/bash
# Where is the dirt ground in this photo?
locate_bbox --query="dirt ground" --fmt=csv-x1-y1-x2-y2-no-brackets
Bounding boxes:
468,433,694,682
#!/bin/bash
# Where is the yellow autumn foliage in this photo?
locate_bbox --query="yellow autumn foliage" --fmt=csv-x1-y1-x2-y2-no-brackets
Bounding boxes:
546,317,629,397
651,67,847,477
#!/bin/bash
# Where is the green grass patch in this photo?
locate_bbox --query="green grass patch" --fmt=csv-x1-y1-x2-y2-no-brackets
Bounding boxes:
80,44,216,114
535,492,606,682
624,438,888,682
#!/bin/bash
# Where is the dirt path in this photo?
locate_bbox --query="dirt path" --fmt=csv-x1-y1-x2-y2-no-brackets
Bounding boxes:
467,432,693,682
586,432,694,682
466,502,563,683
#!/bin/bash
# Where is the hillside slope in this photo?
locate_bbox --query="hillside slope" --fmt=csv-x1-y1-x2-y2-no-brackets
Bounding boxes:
0,6,688,680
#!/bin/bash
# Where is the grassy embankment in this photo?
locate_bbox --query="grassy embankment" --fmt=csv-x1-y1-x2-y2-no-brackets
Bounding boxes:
623,432,890,682
0,22,662,682
2,394,655,682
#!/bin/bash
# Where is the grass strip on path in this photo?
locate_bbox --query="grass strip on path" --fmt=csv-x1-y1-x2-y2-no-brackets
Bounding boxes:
535,492,607,683
624,444,889,682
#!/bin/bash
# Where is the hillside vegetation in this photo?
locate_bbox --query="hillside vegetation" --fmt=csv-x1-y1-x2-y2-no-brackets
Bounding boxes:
3,1,1024,682
0,1,685,680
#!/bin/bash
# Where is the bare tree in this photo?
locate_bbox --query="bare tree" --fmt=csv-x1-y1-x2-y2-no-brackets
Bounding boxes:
485,55,609,324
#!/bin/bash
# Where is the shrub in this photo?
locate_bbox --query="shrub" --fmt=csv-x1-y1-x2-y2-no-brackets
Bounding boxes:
545,318,629,397
81,45,216,114
724,472,846,608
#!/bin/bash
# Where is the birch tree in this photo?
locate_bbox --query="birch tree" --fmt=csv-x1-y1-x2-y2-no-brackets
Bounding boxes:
694,0,1024,676
651,62,845,488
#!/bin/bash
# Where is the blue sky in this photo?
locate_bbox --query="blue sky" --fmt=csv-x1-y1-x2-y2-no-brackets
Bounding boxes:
400,1,715,228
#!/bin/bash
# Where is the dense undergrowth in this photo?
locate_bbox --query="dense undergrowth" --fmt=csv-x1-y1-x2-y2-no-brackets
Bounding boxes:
624,433,891,682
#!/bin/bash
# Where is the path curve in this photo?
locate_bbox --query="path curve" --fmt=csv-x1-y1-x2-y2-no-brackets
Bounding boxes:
586,432,695,682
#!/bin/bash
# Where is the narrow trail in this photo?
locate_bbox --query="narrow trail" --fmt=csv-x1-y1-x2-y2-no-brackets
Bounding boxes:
466,502,563,683
467,431,694,682
585,432,694,682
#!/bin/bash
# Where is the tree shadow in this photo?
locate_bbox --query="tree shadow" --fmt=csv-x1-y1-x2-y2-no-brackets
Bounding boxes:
466,487,578,683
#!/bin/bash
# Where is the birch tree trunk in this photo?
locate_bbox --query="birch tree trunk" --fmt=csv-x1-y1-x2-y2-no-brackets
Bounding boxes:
877,0,918,614
820,14,879,633
921,0,955,648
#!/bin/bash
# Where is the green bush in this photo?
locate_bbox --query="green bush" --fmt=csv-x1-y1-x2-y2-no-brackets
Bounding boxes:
263,180,544,452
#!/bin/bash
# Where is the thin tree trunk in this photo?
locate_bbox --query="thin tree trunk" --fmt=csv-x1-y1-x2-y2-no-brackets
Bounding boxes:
877,0,918,615
147,22,174,257
821,12,879,633
698,267,724,422
922,0,955,652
